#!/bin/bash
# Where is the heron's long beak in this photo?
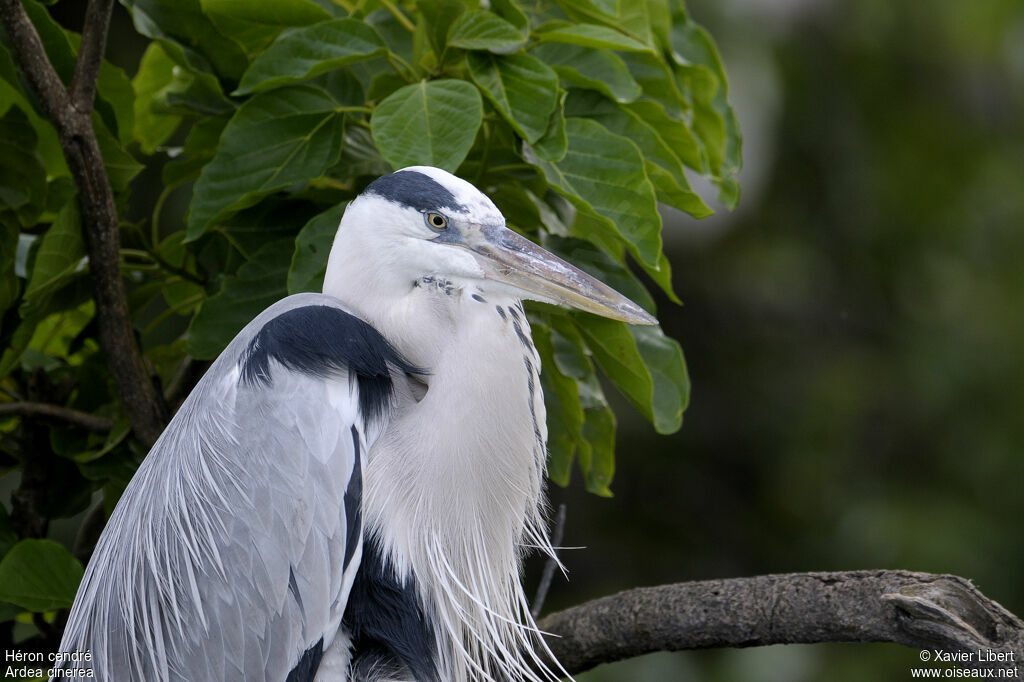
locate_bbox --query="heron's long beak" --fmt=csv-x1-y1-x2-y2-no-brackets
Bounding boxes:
462,224,657,326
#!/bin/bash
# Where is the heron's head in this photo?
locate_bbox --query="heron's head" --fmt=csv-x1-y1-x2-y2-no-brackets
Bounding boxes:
325,166,656,325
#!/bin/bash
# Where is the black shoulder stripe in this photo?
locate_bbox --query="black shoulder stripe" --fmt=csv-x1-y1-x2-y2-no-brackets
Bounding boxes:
240,305,421,423
344,536,437,681
344,425,363,569
286,637,324,682
288,567,305,619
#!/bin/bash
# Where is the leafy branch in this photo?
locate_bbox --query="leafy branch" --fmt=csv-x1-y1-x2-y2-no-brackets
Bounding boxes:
0,0,166,447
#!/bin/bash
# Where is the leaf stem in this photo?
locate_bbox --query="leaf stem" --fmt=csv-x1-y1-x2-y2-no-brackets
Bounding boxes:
487,163,535,174
121,248,155,262
386,52,416,82
335,105,374,115
379,0,415,33
150,184,172,250
142,291,204,336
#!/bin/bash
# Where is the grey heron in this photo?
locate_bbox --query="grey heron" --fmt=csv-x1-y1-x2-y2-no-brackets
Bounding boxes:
55,166,656,681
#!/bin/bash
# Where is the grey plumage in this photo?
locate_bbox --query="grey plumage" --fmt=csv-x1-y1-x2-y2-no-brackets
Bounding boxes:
57,295,387,680
55,167,655,681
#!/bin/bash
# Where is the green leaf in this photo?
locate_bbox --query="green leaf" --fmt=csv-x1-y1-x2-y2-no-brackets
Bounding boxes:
93,114,144,192
93,51,137,145
0,223,17,318
447,10,526,52
574,313,654,421
0,108,47,228
0,539,83,612
199,0,332,55
23,1,133,143
565,90,709,218
489,185,543,233
571,314,688,435
670,15,742,206
370,79,482,173
288,203,346,294
235,19,388,95
646,0,672,48
621,51,688,117
524,117,663,269
626,98,702,172
467,52,559,144
490,0,529,33
187,84,347,239
580,397,615,496
0,317,35,381
555,0,655,48
547,311,591,380
187,239,292,358
540,313,616,494
132,42,182,154
217,198,317,257
21,0,75,82
0,504,16,558
531,42,641,103
0,46,67,179
632,324,689,433
679,65,723,169
418,0,469,58
22,201,84,317
332,125,392,179
123,0,249,80
535,22,652,53
200,0,331,27
138,53,234,119
100,69,137,149
530,89,567,162
162,116,229,188
534,324,583,487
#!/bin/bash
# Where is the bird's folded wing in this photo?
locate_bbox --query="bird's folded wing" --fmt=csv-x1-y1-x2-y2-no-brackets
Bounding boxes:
56,294,406,682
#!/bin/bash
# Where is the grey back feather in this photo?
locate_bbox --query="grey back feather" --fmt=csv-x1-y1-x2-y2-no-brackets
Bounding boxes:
55,294,380,681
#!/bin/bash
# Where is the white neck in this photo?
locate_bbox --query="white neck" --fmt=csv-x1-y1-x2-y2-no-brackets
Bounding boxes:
325,231,563,680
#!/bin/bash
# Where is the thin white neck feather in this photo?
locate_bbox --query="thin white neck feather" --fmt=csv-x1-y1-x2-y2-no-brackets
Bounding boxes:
351,280,565,681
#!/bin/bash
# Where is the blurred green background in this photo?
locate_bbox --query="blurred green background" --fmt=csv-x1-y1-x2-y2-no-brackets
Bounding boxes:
529,0,1024,680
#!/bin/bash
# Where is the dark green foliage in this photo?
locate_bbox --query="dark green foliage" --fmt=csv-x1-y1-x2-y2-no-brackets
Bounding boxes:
0,0,738,641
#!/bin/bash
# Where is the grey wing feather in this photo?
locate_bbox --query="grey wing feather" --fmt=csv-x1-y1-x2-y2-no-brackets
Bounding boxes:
55,293,387,682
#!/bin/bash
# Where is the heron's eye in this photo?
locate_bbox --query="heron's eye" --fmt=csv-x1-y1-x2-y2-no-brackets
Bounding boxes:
425,212,448,230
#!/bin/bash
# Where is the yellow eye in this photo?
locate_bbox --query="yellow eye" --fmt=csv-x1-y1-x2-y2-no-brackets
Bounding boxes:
426,212,448,230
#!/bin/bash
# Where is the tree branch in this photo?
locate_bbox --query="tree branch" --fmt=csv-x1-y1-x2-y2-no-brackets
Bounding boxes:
0,0,70,122
538,571,1024,679
70,0,114,111
0,0,167,448
0,401,114,433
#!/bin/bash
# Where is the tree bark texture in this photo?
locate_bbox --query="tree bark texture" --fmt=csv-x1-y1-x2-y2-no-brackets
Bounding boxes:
538,570,1024,679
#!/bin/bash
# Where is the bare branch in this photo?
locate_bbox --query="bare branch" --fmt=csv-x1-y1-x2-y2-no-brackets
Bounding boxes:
70,0,114,111
0,401,114,433
538,571,1024,679
0,0,168,448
